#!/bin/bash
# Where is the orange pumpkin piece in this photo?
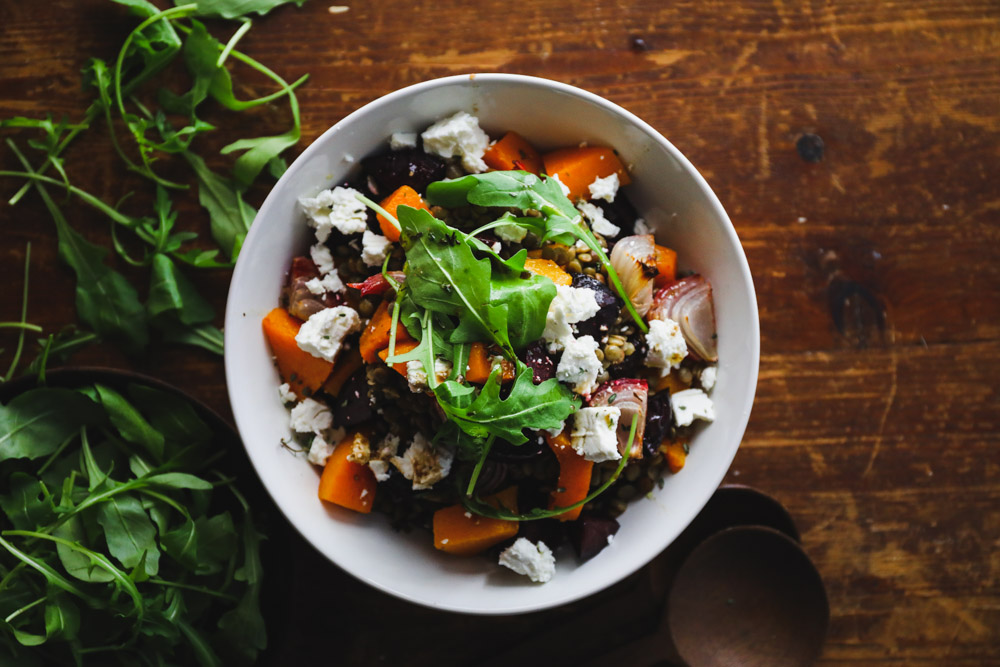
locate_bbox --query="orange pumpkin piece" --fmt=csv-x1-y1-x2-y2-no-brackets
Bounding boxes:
377,340,420,376
542,146,631,201
318,433,377,513
433,486,519,555
378,185,430,241
483,131,543,175
523,257,572,286
465,342,515,384
359,299,415,363
262,308,334,400
653,244,677,288
546,431,594,521
661,439,689,473
322,347,364,397
652,371,691,395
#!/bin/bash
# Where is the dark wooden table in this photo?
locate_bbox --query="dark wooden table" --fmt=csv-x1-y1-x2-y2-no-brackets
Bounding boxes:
2,1,998,664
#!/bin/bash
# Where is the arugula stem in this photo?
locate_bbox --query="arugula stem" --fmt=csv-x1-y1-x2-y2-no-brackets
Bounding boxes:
0,534,103,607
217,18,252,67
465,434,495,497
148,578,238,601
3,595,46,624
0,322,42,332
356,193,400,234
463,415,639,521
0,170,134,226
3,242,32,381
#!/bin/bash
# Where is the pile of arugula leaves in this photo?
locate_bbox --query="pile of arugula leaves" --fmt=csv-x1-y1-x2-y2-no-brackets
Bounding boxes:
1,0,310,360
368,170,647,510
0,381,267,666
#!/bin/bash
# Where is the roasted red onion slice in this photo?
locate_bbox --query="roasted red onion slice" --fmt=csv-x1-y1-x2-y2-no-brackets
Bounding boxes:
589,378,648,458
347,271,406,297
609,234,658,318
648,275,718,362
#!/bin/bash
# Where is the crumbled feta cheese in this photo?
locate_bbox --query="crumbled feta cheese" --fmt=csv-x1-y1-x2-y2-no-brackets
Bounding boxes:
588,173,620,203
498,538,556,583
277,383,297,404
289,398,332,434
295,306,362,362
310,243,335,276
495,223,527,244
645,318,688,371
389,131,417,150
556,335,603,396
306,433,334,466
391,433,454,490
361,230,391,267
543,285,602,351
633,217,651,235
700,365,717,392
298,186,368,241
420,111,489,173
368,433,400,482
671,388,716,427
549,173,571,198
577,200,620,238
491,241,502,253
571,406,622,462
404,357,452,393
304,269,345,295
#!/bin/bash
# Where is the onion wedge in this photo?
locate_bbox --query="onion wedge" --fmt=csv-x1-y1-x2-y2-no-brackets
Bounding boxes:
648,275,718,362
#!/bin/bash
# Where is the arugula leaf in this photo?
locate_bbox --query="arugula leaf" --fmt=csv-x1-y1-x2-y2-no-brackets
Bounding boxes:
0,389,99,463
127,384,212,448
182,151,256,261
95,493,161,576
437,365,579,445
53,516,115,583
94,383,166,462
485,249,556,350
0,473,54,530
188,0,308,19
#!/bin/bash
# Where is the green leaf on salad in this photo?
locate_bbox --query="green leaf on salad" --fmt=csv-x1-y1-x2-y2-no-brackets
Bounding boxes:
0,389,100,463
186,0,308,19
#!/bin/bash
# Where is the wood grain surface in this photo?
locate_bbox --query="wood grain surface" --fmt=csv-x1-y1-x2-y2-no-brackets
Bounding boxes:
1,0,998,664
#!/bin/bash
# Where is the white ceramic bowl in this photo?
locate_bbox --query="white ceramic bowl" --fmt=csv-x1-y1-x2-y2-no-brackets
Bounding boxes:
224,73,759,615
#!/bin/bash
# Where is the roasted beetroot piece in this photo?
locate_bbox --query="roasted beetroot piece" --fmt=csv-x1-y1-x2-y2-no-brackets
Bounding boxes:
589,378,648,457
347,271,406,298
594,192,639,237
332,369,372,426
568,515,620,561
285,257,345,320
648,275,718,362
607,330,648,380
524,340,555,384
361,149,447,196
642,390,674,457
491,434,547,462
518,518,568,551
570,273,621,339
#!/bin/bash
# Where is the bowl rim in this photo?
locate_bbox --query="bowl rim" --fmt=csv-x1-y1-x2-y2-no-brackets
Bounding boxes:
224,72,760,614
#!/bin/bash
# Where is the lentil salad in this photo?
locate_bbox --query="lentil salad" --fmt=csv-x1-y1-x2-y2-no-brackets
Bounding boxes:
262,112,720,583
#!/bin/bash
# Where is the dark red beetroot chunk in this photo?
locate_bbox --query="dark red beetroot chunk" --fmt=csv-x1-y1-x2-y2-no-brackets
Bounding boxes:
524,340,555,384
361,149,447,196
332,368,372,426
594,192,640,238
568,515,621,561
642,390,674,457
571,273,621,339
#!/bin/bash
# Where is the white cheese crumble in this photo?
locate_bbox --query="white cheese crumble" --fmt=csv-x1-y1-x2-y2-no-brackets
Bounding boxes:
298,186,368,241
277,383,297,404
368,433,400,482
491,241,502,253
304,269,345,295
389,131,417,150
404,357,452,393
543,285,601,352
361,230,391,267
588,173,619,203
671,388,716,427
700,365,717,392
306,433,334,466
295,305,362,363
577,200,620,238
571,406,622,462
549,173,571,198
633,217,651,235
495,223,527,244
420,111,489,173
391,433,454,490
498,538,556,583
310,243,335,276
289,398,332,434
556,334,603,396
645,318,688,371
